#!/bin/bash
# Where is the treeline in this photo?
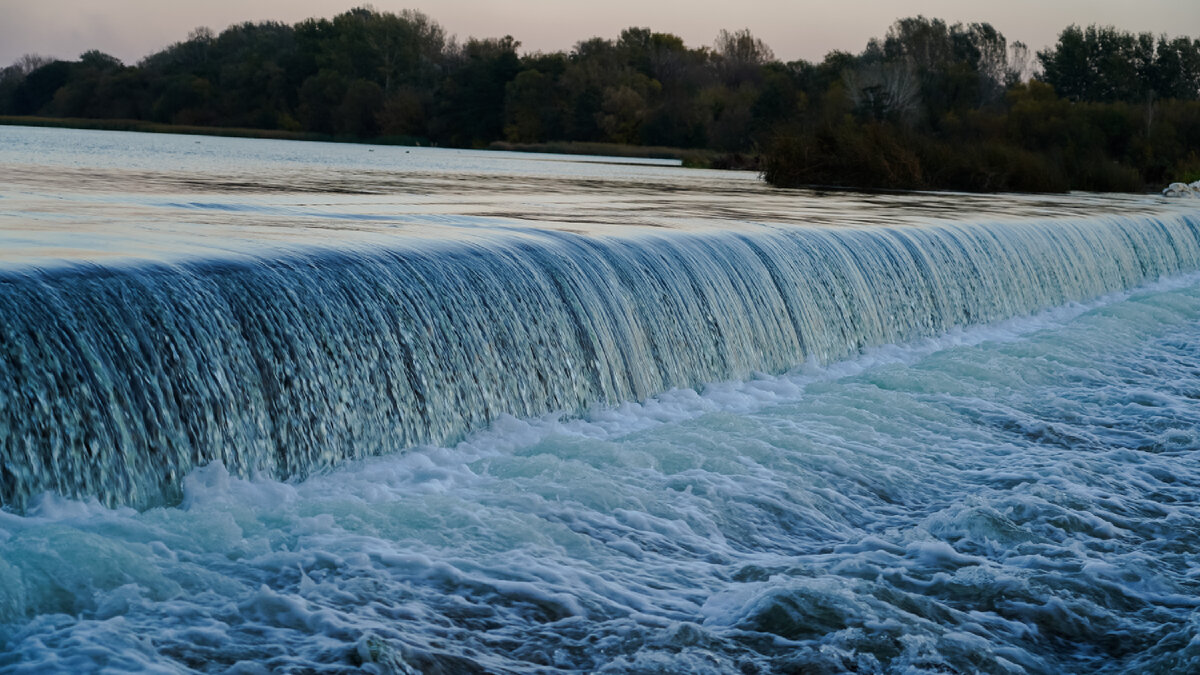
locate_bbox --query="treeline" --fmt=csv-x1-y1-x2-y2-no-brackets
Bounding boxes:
0,8,786,151
764,22,1200,192
1,8,1198,191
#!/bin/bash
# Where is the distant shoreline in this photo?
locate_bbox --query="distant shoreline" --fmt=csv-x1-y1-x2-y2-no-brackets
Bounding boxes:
0,116,1175,194
0,115,398,144
0,116,759,171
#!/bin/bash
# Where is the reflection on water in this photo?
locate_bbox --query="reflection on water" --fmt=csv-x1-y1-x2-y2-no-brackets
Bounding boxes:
0,124,1188,268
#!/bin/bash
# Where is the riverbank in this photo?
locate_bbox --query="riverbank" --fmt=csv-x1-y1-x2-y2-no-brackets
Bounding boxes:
0,115,339,143
0,116,759,170
487,140,760,170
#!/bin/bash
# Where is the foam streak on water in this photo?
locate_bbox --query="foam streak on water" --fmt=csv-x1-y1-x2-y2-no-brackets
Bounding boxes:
1,273,1199,673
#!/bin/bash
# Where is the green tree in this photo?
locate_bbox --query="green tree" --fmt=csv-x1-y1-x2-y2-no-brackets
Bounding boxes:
504,69,561,142
1152,36,1200,100
433,36,521,146
11,60,74,114
298,68,348,133
377,86,431,138
336,78,383,136
1038,25,1168,103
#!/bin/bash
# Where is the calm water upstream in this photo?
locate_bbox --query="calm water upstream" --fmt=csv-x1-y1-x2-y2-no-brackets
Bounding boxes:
1,126,1199,673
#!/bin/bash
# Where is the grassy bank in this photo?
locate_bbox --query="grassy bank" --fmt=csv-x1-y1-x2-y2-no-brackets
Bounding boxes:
487,140,741,168
0,116,435,147
0,115,336,142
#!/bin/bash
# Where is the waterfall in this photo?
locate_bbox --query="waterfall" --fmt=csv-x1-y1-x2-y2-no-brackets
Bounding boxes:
3,213,1199,510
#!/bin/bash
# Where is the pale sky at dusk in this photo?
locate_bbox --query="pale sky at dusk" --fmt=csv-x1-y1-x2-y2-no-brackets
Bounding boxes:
2,0,1198,68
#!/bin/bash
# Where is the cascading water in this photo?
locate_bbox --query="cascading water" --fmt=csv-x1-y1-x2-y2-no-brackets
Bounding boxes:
2,214,1199,510
4,127,1200,674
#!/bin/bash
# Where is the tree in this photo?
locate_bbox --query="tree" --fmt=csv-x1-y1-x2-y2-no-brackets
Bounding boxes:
336,78,383,136
11,60,74,114
1153,36,1200,100
298,68,348,133
504,68,562,142
378,86,430,138
598,76,659,144
1005,41,1033,87
843,61,920,122
434,36,521,145
1038,25,1175,103
880,17,1012,113
714,28,774,85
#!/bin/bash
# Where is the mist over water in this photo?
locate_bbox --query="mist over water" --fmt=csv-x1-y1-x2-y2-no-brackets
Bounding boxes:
2,127,1200,673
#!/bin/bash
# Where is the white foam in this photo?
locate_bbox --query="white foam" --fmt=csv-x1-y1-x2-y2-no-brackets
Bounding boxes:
2,270,1199,673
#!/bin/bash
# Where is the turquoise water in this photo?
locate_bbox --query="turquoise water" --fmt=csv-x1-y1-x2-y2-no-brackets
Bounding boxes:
1,127,1199,673
2,276,1199,673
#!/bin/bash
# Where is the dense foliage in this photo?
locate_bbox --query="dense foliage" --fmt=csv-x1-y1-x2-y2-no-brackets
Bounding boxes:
1,8,1198,191
762,18,1200,192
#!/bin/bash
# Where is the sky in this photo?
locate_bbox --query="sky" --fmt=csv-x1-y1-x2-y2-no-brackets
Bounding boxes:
2,0,1198,67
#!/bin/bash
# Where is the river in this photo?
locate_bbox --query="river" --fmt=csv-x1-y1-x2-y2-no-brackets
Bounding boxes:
1,126,1198,673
